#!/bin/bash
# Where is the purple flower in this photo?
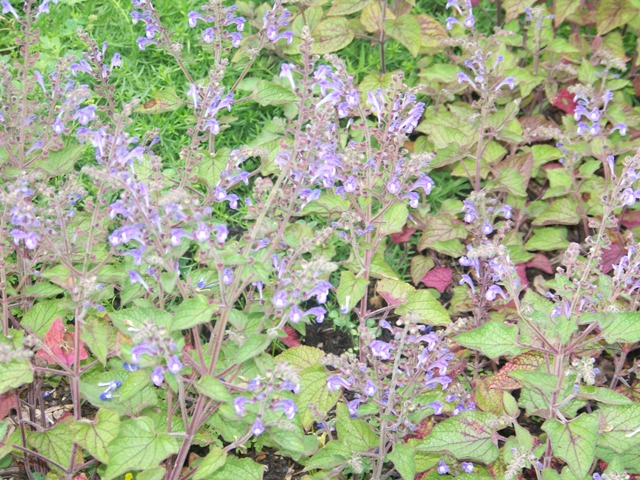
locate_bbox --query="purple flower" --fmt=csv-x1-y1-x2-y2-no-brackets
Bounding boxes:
1,0,18,17
151,367,165,386
364,379,377,397
167,355,182,374
611,123,627,136
289,305,303,323
272,290,289,309
459,274,475,293
100,391,113,401
386,177,401,195
461,462,474,473
305,306,326,324
482,221,493,235
202,28,214,43
188,11,210,27
234,396,251,416
273,399,297,419
194,223,210,242
306,280,332,304
370,340,393,360
170,228,191,247
251,419,265,436
495,77,515,91
123,362,139,372
412,174,434,195
226,31,242,47
621,188,637,206
137,37,158,50
280,63,296,90
214,224,228,243
425,401,443,414
222,268,233,286
437,460,449,475
74,105,97,125
347,397,362,417
128,270,150,293
462,200,476,223
327,374,352,391
10,230,40,250
485,284,506,301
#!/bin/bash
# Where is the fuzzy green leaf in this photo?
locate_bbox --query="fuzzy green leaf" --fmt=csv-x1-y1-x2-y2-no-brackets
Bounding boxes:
387,442,416,480
379,203,409,235
532,198,581,226
395,289,450,326
103,417,179,480
416,411,499,463
525,227,569,251
253,80,298,106
542,414,598,479
337,271,368,312
454,321,524,359
22,300,66,338
193,447,227,480
336,403,378,453
311,18,354,54
28,417,76,470
383,15,422,57
171,295,218,331
0,358,34,394
298,365,340,429
276,346,325,373
71,409,120,463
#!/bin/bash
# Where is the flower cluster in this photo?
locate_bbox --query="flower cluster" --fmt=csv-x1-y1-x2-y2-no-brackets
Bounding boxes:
458,193,518,303
314,62,359,119
445,0,475,30
437,460,474,475
125,320,182,387
130,0,162,50
232,362,300,437
188,4,245,48
324,319,453,435
570,86,626,138
262,1,293,44
456,50,514,94
5,178,41,250
98,380,122,401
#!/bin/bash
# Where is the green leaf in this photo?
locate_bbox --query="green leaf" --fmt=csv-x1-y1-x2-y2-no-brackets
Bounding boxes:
209,455,264,480
252,80,298,106
337,271,368,312
34,143,84,176
532,198,581,226
502,0,536,22
134,88,183,114
109,307,173,334
395,289,450,326
304,439,349,471
387,442,416,480
542,414,598,479
311,18,354,54
416,411,500,463
525,227,569,251
376,279,415,307
103,416,179,480
171,295,218,331
327,0,371,16
28,417,75,470
336,403,377,453
379,203,408,235
598,312,640,343
554,0,580,26
576,387,632,406
508,370,558,394
193,447,227,480
236,335,271,363
0,359,34,394
195,376,233,403
136,467,166,480
298,365,340,429
410,256,435,286
383,15,422,57
454,321,524,359
71,409,120,463
22,300,66,337
596,0,638,34
596,404,640,453
276,346,325,373
493,167,527,197
81,318,116,365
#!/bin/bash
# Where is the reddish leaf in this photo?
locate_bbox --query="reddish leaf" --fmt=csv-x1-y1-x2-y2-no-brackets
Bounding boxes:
525,253,554,274
600,242,626,274
0,392,18,420
621,210,640,228
515,264,528,289
489,351,544,390
390,226,417,244
280,326,301,347
36,318,88,367
420,267,452,293
552,88,577,114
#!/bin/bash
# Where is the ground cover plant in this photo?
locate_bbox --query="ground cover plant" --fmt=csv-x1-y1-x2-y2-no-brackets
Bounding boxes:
1,0,640,479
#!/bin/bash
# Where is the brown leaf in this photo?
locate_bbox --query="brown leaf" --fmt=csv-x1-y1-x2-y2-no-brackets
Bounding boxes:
489,351,544,390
